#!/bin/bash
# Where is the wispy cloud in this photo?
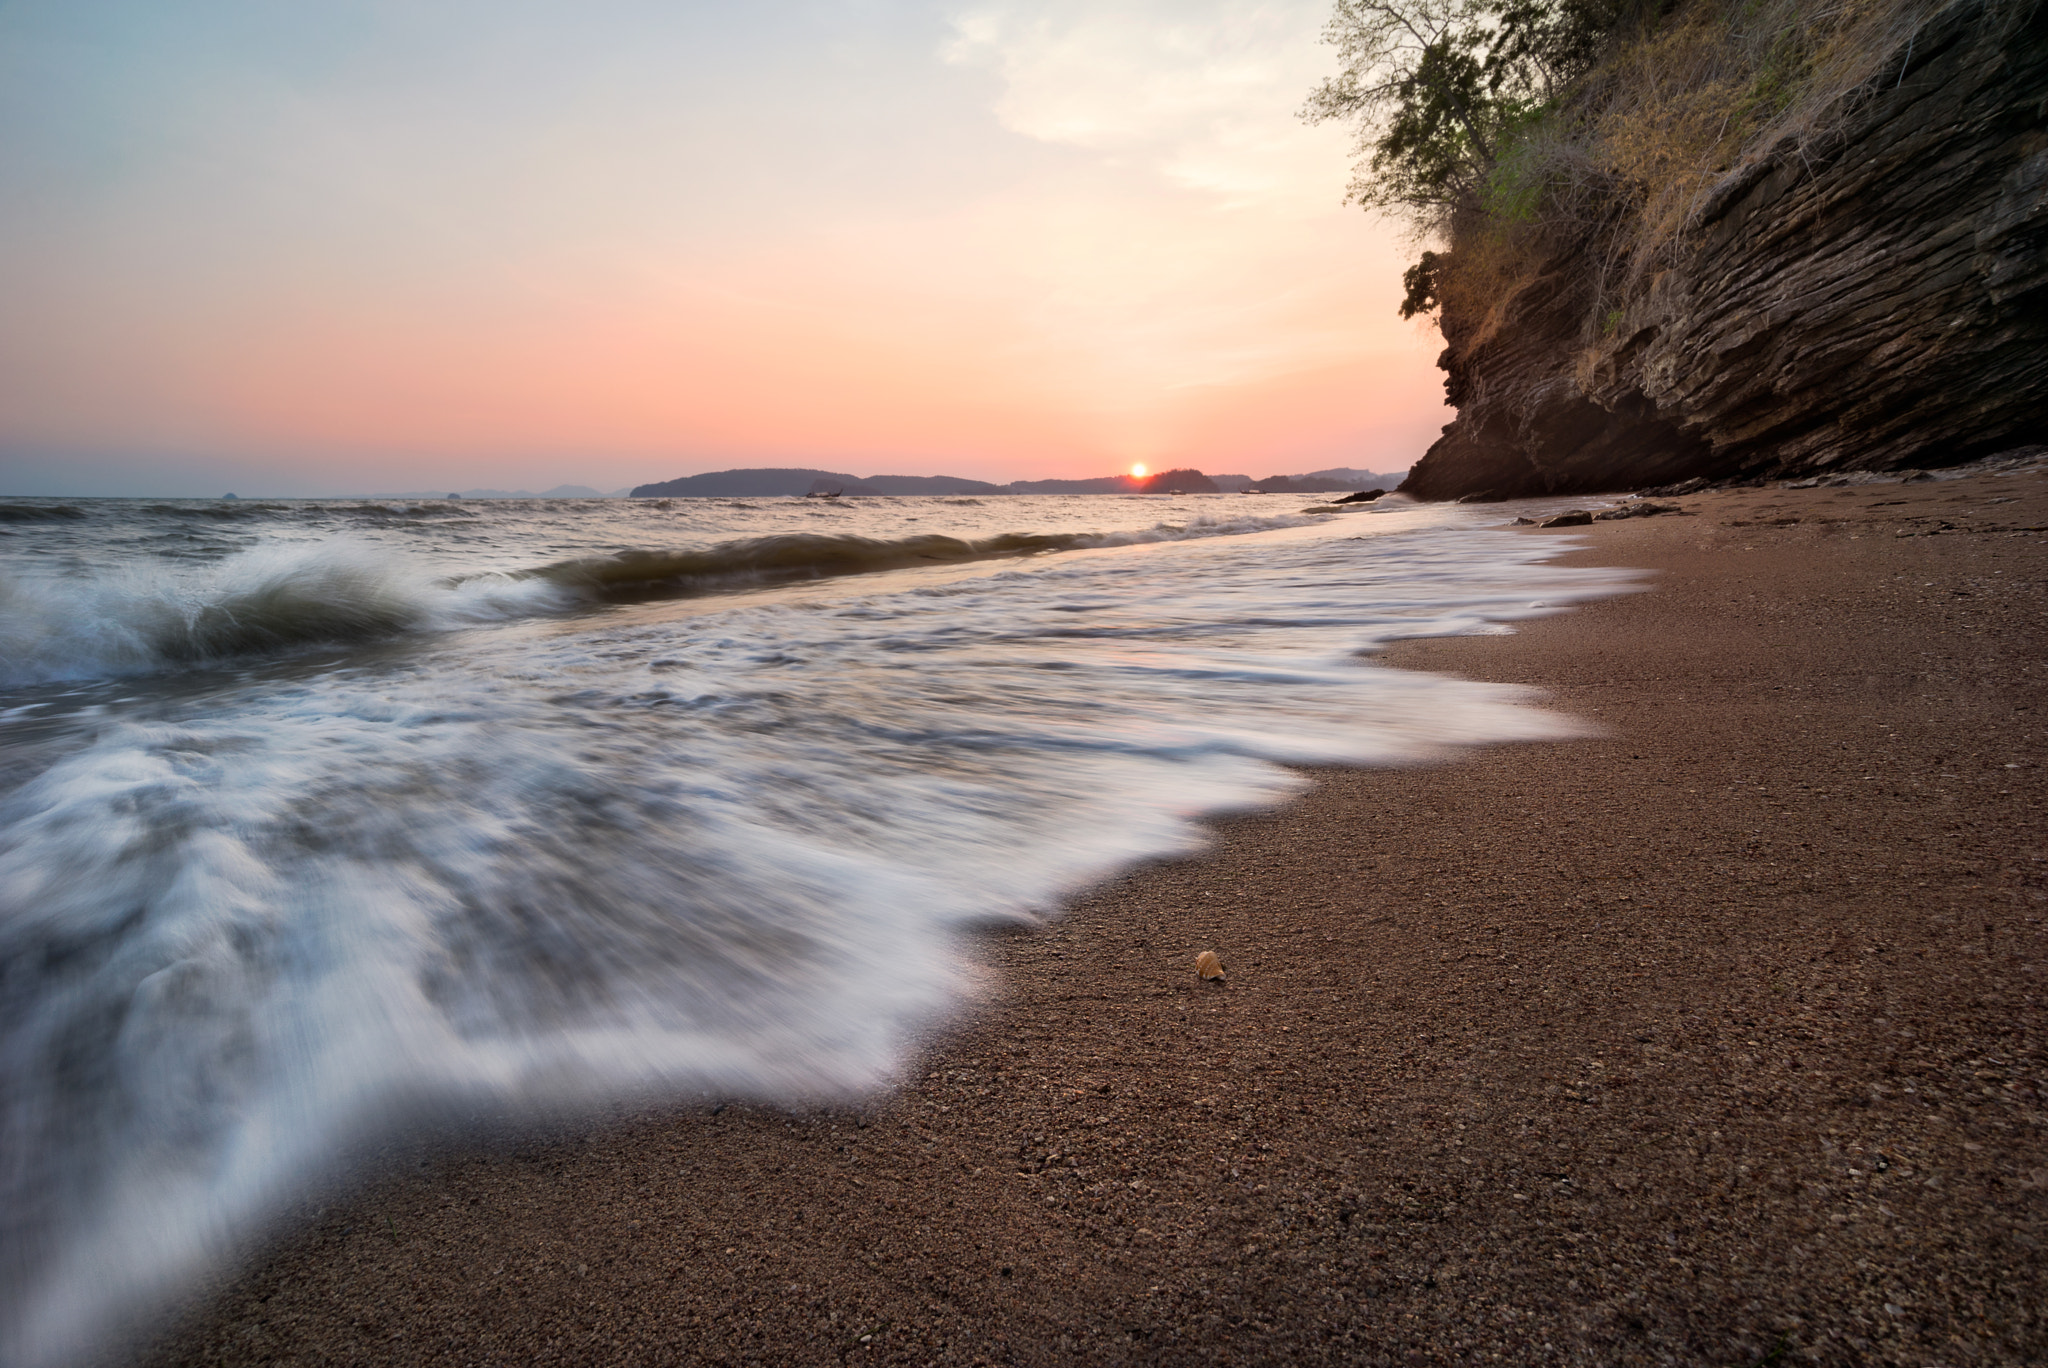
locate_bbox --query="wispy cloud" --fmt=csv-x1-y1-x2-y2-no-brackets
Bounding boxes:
943,0,1344,207
0,1,1444,491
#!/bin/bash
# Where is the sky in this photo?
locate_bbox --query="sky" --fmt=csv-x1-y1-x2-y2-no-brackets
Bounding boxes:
0,0,1448,497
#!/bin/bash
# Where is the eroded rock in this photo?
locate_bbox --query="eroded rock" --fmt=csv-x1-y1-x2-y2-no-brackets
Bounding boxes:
1402,1,2048,502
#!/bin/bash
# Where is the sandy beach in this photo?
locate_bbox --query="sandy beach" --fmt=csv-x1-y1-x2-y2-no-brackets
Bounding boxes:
143,465,2045,1367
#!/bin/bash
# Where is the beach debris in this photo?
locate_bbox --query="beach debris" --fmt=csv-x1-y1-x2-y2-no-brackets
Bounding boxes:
1539,510,1594,527
1643,476,1710,496
1195,950,1226,982
1595,501,1683,520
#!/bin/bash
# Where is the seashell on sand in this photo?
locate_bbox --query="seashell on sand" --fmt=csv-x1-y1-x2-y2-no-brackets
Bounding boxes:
1195,950,1225,981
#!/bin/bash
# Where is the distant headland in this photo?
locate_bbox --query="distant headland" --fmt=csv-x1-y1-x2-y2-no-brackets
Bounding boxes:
626,466,1408,499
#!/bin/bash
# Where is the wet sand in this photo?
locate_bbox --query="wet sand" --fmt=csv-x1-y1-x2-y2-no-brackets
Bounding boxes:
147,465,2046,1367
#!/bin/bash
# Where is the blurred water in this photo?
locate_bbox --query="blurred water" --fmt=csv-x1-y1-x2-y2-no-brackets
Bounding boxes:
0,491,1637,1365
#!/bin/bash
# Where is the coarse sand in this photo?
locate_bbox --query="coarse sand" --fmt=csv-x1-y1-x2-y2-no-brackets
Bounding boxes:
140,466,2046,1367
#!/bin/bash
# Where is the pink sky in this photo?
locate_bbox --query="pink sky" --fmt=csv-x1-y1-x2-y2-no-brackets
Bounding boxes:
0,1,1447,496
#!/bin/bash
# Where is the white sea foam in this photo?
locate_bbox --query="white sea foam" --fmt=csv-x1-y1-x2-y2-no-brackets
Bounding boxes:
0,505,1345,689
0,499,1638,1365
0,542,571,687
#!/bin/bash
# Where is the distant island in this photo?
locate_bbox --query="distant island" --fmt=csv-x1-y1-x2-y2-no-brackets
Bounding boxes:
627,466,1407,498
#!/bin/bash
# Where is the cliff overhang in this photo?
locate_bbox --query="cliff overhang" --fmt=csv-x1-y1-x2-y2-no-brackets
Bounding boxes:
1401,0,2048,501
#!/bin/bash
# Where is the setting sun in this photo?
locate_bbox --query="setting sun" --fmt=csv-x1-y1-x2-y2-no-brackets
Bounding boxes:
1130,463,1148,479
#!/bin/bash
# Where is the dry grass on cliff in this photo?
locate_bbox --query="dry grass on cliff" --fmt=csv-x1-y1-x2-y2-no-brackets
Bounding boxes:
1433,0,1981,360
1588,0,1956,286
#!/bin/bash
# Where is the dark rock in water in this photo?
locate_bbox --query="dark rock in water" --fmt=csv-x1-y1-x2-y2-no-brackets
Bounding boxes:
1539,510,1594,527
221,493,238,500
1331,488,1388,504
1401,0,2048,502
1512,516,1539,525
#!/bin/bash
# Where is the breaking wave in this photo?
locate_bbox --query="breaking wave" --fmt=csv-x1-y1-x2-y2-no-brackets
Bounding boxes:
0,504,87,523
0,544,569,687
1,513,1337,685
0,497,1641,1368
526,512,1330,604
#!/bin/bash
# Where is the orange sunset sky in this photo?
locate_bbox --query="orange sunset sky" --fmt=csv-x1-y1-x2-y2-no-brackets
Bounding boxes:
0,0,1448,497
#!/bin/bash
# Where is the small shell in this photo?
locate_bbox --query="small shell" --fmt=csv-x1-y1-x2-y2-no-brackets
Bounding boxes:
1195,950,1225,981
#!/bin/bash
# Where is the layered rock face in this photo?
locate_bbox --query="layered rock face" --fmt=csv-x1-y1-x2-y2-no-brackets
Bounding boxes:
1403,0,2048,501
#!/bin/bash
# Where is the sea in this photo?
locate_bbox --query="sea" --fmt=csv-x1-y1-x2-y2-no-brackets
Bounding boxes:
0,489,1638,1365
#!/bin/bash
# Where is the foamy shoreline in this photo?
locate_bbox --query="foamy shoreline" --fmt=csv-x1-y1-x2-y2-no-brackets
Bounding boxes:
140,466,2047,1367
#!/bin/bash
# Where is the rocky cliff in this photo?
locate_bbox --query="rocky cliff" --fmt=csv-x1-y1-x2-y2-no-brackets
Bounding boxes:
1403,0,2048,501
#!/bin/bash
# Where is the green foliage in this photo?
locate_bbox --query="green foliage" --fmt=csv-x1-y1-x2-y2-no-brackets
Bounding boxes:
1479,107,1559,221
1304,0,1631,316
1310,0,1955,333
1305,1,1627,224
1399,251,1447,318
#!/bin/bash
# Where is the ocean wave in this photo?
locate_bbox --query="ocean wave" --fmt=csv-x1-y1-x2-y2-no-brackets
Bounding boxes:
0,511,1640,1367
527,513,1329,604
138,502,291,520
530,533,1045,602
327,501,476,519
0,544,568,687
0,513,1340,685
0,504,87,523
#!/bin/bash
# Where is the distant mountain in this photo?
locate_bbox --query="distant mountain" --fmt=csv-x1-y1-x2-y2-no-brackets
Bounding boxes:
1301,467,1399,485
1001,475,1141,494
1249,467,1409,494
1249,475,1352,494
631,468,867,498
855,474,1005,495
1139,468,1219,494
626,465,1411,498
631,469,1142,497
800,474,1009,496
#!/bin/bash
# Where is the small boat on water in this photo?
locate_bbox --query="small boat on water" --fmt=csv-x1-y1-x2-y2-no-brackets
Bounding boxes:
803,490,842,500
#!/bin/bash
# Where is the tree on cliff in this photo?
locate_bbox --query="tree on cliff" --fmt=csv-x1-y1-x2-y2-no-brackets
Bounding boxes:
1306,0,1978,326
1304,1,1623,218
1302,0,1629,316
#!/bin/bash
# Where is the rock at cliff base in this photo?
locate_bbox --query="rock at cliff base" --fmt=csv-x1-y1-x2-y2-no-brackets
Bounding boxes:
1539,511,1595,527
